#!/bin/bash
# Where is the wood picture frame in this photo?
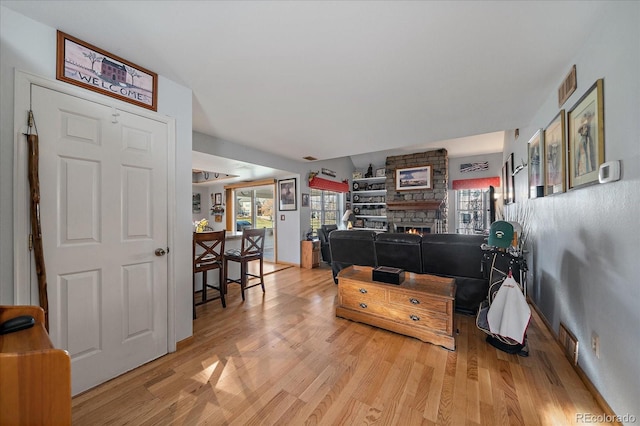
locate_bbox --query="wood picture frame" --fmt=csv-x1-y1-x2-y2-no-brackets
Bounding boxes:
544,110,566,195
278,178,297,211
395,165,432,191
528,129,544,199
56,31,158,111
506,154,515,204
502,163,508,203
568,79,604,189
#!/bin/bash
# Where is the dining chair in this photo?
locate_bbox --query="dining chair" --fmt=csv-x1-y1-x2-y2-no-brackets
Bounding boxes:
223,228,266,301
193,230,226,318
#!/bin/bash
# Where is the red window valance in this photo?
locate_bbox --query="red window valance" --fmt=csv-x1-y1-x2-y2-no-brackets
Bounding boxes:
308,176,350,193
452,176,501,190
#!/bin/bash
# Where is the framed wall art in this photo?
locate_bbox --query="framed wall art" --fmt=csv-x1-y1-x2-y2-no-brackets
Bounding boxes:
507,153,515,204
528,130,544,199
502,163,508,203
395,165,432,190
544,110,566,195
278,178,297,211
192,193,201,214
301,193,310,208
56,31,158,111
567,79,604,189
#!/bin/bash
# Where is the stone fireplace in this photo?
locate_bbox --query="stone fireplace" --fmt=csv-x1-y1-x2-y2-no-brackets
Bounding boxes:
385,149,448,233
395,225,431,234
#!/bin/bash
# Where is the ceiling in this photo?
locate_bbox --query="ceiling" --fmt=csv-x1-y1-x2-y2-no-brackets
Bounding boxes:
4,1,608,171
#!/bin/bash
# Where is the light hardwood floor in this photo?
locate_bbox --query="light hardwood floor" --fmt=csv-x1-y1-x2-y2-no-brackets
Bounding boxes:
72,265,610,425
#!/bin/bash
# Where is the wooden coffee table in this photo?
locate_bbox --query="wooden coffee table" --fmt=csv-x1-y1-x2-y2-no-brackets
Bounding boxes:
336,265,456,350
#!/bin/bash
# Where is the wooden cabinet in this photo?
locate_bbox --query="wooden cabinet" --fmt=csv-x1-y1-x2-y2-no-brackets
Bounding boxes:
300,240,320,269
336,266,456,350
0,305,71,425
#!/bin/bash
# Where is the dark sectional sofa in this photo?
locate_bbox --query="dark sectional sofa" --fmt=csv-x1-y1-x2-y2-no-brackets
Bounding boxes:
329,230,488,314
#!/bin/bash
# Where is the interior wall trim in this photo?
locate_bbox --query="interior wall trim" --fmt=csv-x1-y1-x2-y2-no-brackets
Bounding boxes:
528,300,621,425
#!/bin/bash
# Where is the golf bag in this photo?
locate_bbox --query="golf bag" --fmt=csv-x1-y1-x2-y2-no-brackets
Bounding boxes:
476,248,529,355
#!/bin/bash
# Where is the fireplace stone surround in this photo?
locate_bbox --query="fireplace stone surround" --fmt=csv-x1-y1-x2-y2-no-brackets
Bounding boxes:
385,149,448,233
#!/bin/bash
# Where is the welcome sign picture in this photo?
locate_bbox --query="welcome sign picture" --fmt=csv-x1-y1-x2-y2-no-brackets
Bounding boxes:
56,31,157,111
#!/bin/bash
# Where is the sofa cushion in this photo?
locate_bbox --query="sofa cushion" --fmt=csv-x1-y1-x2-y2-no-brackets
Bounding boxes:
329,230,377,267
375,233,422,273
329,230,377,282
431,275,488,315
421,234,486,279
317,224,337,263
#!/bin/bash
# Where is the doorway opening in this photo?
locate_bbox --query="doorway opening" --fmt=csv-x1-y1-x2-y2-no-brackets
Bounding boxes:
233,184,275,262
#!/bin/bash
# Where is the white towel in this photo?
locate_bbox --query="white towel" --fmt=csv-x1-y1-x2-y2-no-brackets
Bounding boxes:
487,276,531,344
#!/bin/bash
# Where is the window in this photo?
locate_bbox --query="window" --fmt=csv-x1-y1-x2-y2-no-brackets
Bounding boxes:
455,189,490,234
310,189,341,234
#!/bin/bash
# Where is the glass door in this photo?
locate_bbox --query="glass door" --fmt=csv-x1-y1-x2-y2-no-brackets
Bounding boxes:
455,188,489,234
234,185,275,262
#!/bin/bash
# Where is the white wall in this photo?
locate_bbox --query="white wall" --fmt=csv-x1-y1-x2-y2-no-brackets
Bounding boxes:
192,131,355,264
503,2,639,419
0,7,194,343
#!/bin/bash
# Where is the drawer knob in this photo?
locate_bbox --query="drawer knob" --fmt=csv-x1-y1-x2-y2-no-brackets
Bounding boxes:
409,314,420,321
359,303,368,309
409,298,420,305
359,288,368,294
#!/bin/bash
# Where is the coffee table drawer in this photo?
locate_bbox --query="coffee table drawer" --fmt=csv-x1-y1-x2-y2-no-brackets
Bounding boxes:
386,306,451,334
388,290,451,315
340,281,387,301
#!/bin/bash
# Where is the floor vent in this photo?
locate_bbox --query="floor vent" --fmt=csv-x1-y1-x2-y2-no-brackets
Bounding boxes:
559,322,579,365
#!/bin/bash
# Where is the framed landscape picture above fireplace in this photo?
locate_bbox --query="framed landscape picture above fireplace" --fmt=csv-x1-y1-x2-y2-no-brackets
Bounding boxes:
396,165,432,190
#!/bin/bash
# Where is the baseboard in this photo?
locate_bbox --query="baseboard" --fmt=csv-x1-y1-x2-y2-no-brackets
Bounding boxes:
176,336,194,351
528,301,621,425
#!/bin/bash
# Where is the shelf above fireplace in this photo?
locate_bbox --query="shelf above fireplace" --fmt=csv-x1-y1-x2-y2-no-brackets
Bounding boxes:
386,200,443,211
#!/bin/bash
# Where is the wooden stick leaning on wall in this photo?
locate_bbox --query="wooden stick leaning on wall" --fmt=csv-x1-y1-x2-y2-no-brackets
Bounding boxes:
26,111,49,331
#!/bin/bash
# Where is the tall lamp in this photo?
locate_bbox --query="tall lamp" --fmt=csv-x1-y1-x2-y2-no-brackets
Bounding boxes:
342,209,354,229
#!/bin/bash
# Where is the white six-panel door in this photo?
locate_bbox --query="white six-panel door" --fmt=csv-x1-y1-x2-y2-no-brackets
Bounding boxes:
32,85,168,395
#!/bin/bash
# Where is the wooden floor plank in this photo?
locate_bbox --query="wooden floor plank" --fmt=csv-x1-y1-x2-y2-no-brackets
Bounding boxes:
71,264,610,425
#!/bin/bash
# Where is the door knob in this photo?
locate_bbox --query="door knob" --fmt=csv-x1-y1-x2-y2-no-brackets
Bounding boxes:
155,248,169,256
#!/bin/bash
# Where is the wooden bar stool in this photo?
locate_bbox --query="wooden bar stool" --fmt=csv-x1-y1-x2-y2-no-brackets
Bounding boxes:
223,228,266,301
193,230,226,319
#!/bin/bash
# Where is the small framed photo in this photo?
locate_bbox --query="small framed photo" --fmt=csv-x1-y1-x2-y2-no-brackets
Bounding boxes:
56,31,157,111
544,110,566,195
192,193,201,214
395,165,432,191
508,153,516,204
501,163,508,203
213,192,222,205
301,193,310,207
568,79,605,189
279,178,297,211
375,168,386,177
528,129,544,199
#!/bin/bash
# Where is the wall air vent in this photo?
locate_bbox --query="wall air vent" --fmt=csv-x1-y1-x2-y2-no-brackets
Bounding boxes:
559,322,579,365
558,64,577,107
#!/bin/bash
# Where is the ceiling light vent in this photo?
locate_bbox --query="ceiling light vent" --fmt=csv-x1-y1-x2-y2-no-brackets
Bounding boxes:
303,156,318,161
